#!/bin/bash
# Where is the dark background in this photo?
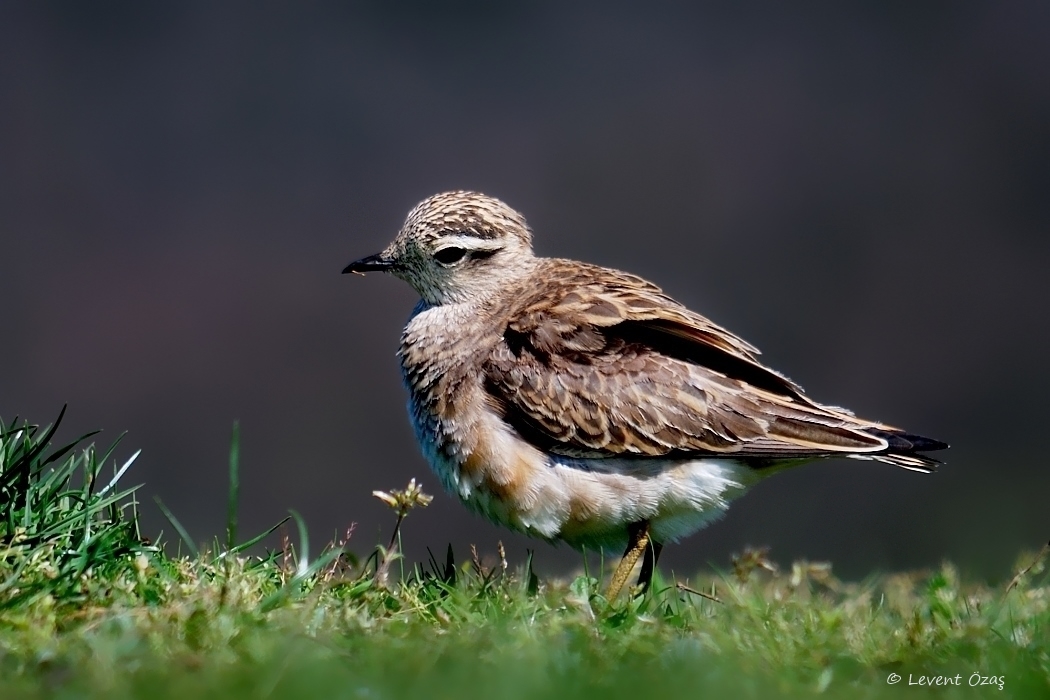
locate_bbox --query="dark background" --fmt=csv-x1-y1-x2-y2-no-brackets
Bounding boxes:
2,2,1047,581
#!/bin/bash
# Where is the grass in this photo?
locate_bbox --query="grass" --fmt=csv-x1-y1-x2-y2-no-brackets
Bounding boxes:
1,411,1048,699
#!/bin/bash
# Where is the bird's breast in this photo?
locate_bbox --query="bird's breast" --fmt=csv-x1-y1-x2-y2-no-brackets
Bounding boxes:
399,303,539,520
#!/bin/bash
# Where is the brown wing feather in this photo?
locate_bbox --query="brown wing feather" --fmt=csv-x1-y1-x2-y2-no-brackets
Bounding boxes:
484,260,939,467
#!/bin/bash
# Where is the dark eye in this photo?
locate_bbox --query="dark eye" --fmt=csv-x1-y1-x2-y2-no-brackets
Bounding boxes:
434,247,467,265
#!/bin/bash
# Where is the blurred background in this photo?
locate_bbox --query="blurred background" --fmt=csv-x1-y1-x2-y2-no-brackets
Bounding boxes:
1,1,1047,581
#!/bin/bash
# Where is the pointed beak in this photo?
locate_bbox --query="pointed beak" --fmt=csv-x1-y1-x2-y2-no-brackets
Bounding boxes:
342,253,396,275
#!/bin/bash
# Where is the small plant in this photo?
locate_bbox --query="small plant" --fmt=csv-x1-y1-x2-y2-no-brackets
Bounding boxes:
731,545,778,584
372,477,433,587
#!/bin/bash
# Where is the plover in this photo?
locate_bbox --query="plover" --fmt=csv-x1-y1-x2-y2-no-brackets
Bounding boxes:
344,191,947,598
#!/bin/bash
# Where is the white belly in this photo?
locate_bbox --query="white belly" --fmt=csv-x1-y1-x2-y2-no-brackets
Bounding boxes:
544,456,759,549
415,410,761,551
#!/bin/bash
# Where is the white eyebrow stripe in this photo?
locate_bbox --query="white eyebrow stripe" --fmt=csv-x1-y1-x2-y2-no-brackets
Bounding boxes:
435,235,505,252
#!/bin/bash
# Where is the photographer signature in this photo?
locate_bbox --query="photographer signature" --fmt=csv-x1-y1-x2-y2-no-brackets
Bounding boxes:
886,672,1005,690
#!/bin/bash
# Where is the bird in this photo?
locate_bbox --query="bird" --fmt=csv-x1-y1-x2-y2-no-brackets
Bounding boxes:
343,191,947,599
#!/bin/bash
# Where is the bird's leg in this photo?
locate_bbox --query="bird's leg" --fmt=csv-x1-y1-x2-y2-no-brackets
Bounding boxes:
605,521,650,600
637,538,664,592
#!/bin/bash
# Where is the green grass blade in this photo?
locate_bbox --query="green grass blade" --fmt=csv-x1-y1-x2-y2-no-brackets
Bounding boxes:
257,547,345,613
153,496,199,559
96,449,140,497
225,421,239,553
289,509,309,576
225,516,291,557
34,486,141,540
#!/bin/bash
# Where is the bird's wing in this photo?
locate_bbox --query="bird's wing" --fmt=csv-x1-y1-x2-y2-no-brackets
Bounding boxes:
483,260,934,466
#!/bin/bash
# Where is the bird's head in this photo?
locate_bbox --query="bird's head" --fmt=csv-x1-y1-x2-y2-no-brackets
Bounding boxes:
344,191,536,305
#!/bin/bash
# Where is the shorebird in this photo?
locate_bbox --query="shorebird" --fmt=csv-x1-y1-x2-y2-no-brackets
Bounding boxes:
344,191,947,599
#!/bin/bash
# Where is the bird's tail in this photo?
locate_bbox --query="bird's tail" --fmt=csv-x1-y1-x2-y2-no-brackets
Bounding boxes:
860,429,949,473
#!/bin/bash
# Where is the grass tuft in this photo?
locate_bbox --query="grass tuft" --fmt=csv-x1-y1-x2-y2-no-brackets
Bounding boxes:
0,409,146,611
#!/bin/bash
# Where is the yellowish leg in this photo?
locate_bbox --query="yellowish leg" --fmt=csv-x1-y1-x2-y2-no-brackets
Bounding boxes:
604,521,650,600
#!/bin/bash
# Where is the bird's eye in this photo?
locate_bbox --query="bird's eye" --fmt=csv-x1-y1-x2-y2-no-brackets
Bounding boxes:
434,247,467,265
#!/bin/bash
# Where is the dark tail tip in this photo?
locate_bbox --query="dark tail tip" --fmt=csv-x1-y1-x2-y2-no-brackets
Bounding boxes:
868,428,948,472
870,429,948,453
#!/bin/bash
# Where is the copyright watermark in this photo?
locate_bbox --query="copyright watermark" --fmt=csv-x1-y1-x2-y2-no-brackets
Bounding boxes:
886,673,1005,690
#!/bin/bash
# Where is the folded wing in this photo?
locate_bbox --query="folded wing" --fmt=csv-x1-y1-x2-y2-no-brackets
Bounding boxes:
483,261,946,471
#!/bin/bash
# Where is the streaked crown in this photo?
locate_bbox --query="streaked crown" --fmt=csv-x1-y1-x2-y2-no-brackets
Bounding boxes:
401,191,533,249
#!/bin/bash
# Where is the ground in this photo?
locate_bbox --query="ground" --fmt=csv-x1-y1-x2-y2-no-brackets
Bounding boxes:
1,416,1047,699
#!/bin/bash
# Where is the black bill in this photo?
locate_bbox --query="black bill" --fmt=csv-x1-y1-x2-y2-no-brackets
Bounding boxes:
342,254,396,274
